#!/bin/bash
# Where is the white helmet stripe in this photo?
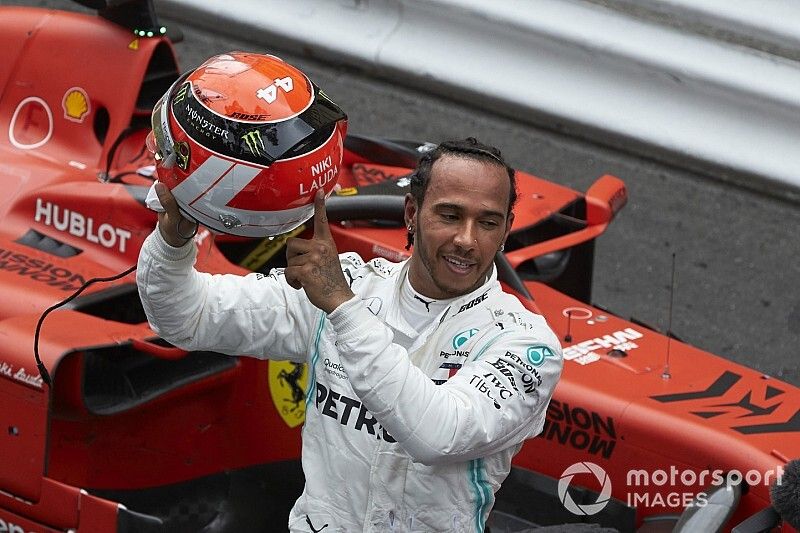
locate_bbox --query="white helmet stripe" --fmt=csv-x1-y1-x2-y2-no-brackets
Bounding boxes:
171,155,235,204
172,155,316,236
188,163,261,209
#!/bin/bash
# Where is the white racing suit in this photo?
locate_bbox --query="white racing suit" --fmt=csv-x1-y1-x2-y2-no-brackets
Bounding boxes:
137,229,563,532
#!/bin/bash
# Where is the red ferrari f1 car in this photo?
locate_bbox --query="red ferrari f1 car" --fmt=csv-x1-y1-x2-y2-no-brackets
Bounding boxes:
0,1,798,532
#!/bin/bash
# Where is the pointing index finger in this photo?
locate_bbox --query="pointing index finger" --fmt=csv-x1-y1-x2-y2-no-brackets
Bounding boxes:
313,189,333,240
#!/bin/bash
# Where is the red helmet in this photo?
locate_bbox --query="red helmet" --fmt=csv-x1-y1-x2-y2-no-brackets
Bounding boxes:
147,51,348,237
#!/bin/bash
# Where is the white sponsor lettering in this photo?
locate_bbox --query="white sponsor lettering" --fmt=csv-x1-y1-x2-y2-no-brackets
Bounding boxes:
13,367,43,389
311,156,332,176
573,353,602,365
300,156,338,195
0,515,33,533
563,328,643,364
195,227,212,246
185,104,229,138
34,198,131,253
257,76,294,104
0,360,43,389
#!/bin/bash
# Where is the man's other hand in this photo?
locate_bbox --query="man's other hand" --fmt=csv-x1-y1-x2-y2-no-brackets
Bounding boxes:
285,190,355,313
154,182,197,247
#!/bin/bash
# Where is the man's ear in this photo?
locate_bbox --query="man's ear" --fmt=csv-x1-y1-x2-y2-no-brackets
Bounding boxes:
404,193,417,228
503,212,514,243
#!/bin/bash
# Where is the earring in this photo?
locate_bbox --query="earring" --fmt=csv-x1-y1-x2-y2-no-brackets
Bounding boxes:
499,243,505,252
407,224,413,232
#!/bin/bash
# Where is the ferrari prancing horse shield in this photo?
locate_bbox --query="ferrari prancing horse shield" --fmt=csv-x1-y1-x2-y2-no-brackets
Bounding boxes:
268,361,308,428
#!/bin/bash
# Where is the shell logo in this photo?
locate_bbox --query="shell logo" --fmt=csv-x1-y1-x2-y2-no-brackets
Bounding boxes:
62,87,90,123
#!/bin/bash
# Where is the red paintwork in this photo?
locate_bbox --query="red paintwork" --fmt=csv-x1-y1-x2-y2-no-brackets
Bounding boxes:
0,5,796,533
526,282,798,529
187,52,315,121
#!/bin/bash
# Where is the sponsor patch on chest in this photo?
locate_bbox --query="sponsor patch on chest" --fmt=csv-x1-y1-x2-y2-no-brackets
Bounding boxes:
431,351,469,384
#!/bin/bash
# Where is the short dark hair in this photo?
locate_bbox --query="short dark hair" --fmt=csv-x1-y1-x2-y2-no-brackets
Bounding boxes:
410,137,517,216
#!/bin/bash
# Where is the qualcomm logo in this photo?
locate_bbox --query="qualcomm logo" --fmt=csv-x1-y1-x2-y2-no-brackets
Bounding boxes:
557,462,612,515
527,345,556,366
452,328,479,350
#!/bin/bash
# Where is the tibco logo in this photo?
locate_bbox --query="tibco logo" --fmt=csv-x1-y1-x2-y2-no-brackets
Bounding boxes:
558,462,612,516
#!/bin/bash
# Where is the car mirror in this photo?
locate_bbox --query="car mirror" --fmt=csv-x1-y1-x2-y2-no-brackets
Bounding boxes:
585,174,627,226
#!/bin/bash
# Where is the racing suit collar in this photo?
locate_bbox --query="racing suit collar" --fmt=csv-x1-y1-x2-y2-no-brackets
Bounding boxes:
385,260,500,349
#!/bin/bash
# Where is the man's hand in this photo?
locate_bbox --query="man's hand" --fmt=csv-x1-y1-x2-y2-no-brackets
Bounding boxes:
154,182,198,247
285,190,354,314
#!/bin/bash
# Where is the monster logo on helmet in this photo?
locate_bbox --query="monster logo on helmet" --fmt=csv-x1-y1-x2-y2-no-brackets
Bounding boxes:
147,51,348,238
173,83,189,105
242,130,265,157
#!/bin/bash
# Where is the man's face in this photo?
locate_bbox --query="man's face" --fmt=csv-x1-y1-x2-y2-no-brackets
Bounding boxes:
405,154,513,299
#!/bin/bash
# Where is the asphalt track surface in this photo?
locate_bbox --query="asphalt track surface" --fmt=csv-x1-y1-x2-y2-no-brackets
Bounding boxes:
12,1,800,388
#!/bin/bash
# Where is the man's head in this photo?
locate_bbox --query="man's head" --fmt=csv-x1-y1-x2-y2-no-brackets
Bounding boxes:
404,138,517,299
